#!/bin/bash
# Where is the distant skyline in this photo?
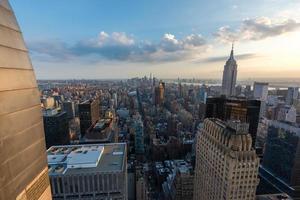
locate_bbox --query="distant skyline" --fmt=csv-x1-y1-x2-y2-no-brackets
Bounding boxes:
11,0,300,79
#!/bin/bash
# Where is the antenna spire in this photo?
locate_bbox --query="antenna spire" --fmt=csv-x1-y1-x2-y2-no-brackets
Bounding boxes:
230,42,234,59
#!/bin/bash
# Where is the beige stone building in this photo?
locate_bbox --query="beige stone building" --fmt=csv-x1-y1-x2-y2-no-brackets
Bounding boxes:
193,118,260,200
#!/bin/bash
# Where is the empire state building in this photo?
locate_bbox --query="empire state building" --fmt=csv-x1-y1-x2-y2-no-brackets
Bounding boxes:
221,44,237,96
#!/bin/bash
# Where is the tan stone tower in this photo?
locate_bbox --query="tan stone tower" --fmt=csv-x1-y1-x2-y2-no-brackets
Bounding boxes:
0,0,52,199
193,118,259,200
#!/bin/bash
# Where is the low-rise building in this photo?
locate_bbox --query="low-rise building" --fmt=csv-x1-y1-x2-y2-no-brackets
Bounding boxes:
47,143,127,200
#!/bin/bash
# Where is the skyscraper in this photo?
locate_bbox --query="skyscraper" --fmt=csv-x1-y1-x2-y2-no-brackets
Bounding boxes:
155,81,165,106
43,110,70,148
198,86,207,103
260,120,300,199
78,98,100,136
253,82,269,101
286,87,299,105
62,101,75,119
0,1,51,199
222,44,238,97
134,114,145,155
193,119,259,200
205,96,261,148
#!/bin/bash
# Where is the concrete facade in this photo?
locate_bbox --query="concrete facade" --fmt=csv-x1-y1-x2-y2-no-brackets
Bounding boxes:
194,119,260,200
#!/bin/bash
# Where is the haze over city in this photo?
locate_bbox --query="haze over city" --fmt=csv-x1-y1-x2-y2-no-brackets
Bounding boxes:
10,0,300,79
4,0,300,199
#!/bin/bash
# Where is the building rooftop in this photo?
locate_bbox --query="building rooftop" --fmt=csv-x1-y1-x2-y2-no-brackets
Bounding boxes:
47,143,126,175
83,118,115,142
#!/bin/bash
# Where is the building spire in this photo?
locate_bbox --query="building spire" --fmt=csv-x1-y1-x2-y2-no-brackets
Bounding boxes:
230,42,234,59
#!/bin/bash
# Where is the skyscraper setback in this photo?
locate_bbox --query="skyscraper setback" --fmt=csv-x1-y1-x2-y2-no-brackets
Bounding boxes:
194,119,260,200
222,44,238,97
0,0,51,199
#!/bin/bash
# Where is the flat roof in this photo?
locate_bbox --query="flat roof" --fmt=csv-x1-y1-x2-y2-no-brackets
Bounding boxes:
47,143,126,176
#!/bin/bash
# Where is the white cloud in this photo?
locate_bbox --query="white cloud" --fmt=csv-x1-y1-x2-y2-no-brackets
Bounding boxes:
215,17,300,43
29,32,208,63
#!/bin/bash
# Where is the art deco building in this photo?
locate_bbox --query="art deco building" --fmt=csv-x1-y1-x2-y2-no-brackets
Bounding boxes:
193,119,260,200
0,0,51,199
222,44,237,97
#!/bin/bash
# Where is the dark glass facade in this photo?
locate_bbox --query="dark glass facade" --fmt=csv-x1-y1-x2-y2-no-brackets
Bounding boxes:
263,124,299,183
0,1,51,199
261,121,300,199
78,98,100,136
205,96,261,147
43,111,70,148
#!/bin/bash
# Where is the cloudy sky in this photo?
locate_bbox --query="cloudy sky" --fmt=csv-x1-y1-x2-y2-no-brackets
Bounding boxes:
10,0,300,80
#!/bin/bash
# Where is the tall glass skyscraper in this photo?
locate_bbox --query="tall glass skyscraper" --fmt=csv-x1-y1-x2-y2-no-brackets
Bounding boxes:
260,120,300,199
0,0,52,199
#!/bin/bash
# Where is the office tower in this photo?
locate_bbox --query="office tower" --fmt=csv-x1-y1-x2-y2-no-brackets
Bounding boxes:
198,86,207,103
41,96,56,109
136,166,150,200
78,98,100,136
206,96,261,148
178,82,183,98
245,85,252,97
286,87,299,105
167,161,194,200
276,105,297,123
253,82,269,101
162,160,193,200
136,177,149,200
0,1,52,199
43,110,70,148
47,143,128,200
193,119,259,200
236,85,242,96
62,101,75,119
253,82,269,118
222,44,237,96
155,81,165,106
260,120,300,199
134,115,145,154
112,93,118,108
